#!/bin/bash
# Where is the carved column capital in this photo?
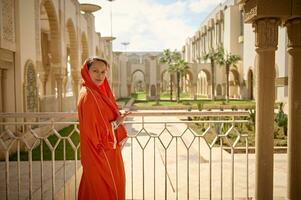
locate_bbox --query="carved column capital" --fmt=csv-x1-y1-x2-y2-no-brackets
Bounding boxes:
252,18,280,51
52,65,66,80
285,18,301,54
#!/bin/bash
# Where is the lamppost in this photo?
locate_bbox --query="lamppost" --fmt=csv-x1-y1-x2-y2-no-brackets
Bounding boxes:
107,0,115,87
121,42,130,52
107,0,115,36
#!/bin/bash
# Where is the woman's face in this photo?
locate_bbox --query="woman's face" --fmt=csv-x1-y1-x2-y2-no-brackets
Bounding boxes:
88,60,108,86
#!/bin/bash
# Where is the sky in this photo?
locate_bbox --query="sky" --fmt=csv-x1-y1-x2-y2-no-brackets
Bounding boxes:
78,0,222,52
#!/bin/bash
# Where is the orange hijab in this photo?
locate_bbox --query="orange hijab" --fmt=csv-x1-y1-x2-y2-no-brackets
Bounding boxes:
80,62,127,149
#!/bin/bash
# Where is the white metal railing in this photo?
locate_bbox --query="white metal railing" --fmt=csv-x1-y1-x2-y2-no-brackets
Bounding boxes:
0,111,253,200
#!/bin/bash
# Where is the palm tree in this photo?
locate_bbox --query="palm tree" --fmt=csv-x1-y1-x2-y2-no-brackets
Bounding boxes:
171,58,189,102
159,49,174,101
203,48,219,100
216,47,241,102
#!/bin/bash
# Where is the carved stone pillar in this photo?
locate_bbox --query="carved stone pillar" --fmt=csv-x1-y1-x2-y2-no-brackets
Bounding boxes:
54,68,65,112
62,76,67,98
253,18,279,200
145,83,150,100
285,17,301,200
72,71,81,108
39,71,48,96
192,83,197,100
0,69,3,113
127,83,131,96
156,83,160,100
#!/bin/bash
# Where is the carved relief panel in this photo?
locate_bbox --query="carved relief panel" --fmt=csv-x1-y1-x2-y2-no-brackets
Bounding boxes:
0,0,16,51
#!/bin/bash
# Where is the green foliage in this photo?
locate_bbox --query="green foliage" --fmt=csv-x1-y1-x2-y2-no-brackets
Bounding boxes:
275,102,288,136
216,47,241,101
197,102,204,111
248,109,256,125
202,48,221,100
159,49,190,102
182,101,191,105
8,125,80,161
131,93,138,99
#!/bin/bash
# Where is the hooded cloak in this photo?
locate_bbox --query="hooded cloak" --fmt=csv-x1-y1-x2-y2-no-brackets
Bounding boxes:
77,62,127,200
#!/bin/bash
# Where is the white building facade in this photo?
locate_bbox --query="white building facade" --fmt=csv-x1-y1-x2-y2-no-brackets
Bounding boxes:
0,0,114,113
182,0,288,102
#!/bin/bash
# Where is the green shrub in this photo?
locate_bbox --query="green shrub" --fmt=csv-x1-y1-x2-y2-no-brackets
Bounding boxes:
275,102,288,136
197,102,204,111
131,93,138,99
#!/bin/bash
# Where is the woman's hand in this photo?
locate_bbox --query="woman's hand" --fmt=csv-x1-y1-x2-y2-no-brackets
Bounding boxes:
116,111,132,125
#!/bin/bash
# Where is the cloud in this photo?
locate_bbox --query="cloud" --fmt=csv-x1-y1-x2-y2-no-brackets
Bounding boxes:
188,0,222,13
79,0,220,51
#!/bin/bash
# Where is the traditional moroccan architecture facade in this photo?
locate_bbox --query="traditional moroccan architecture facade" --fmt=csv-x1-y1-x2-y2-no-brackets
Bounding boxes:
183,1,301,199
113,52,164,99
182,0,289,102
0,0,114,113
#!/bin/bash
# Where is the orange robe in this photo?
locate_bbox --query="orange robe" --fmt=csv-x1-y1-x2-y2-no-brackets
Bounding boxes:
77,63,127,200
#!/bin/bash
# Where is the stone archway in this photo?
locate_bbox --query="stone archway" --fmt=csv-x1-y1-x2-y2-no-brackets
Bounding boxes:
160,70,175,96
65,19,78,100
197,69,211,98
229,69,240,99
216,84,222,96
66,19,78,72
24,61,38,112
40,0,60,64
150,84,156,99
182,70,193,95
40,0,60,96
131,70,146,97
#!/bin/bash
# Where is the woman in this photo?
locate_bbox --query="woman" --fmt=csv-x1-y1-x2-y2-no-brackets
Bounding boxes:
77,57,130,200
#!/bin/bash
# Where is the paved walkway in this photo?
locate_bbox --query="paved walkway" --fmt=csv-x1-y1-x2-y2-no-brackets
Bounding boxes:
122,113,287,200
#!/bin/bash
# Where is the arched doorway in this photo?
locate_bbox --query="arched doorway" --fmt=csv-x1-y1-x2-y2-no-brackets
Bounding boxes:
182,70,193,97
216,84,222,96
160,70,175,99
65,19,78,100
40,0,60,96
197,69,211,98
131,70,146,99
229,69,240,99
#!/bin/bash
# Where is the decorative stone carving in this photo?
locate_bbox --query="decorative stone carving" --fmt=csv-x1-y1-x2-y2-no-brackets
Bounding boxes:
25,64,38,112
285,18,301,51
252,18,279,50
35,0,42,61
1,0,15,43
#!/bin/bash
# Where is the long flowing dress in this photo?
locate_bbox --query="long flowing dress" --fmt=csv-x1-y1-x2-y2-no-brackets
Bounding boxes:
77,63,128,200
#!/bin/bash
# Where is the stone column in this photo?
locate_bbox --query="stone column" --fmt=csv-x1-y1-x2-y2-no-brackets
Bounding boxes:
253,18,279,200
54,72,64,112
39,72,48,96
145,83,150,100
285,18,301,200
0,69,3,113
156,83,160,100
192,82,197,100
62,75,67,98
127,83,131,96
72,71,81,108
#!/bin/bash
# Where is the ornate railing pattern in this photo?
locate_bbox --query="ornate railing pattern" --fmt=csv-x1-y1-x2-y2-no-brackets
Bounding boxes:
0,111,252,200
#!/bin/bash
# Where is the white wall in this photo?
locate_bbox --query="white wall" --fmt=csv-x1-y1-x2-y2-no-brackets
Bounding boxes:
16,0,37,112
242,24,256,80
